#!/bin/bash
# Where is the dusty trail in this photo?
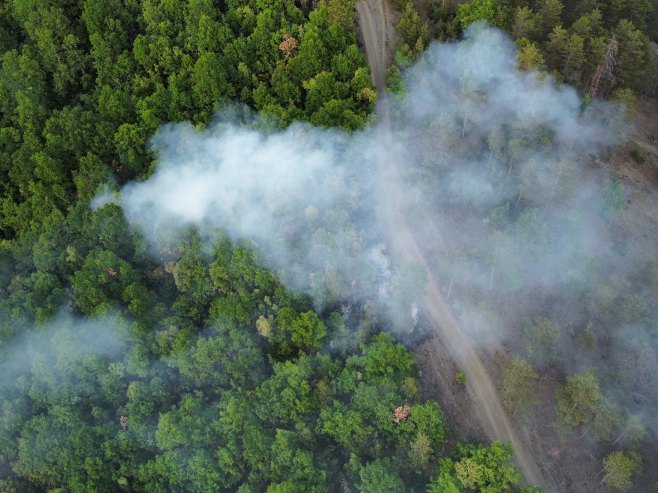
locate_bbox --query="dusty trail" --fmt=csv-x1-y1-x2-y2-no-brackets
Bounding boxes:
355,0,395,92
357,0,544,486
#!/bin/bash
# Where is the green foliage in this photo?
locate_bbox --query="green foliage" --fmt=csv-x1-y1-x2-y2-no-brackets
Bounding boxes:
457,0,501,30
0,39,475,478
545,26,586,85
325,0,356,29
353,332,416,379
499,358,538,416
0,299,455,492
556,371,603,430
431,442,523,493
427,471,461,493
397,2,430,60
602,451,642,492
611,88,637,119
72,249,139,315
516,38,545,70
0,0,374,244
511,7,540,40
357,458,404,492
1,1,655,492
462,0,658,95
613,414,647,448
271,309,327,358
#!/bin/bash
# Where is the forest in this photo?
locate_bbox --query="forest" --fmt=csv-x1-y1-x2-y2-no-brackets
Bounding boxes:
0,0,657,491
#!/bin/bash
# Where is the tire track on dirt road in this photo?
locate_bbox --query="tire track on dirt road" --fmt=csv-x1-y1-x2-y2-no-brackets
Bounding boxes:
356,0,545,486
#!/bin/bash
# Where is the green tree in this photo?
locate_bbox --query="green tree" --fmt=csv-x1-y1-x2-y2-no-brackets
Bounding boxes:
602,451,642,492
546,26,586,84
499,358,538,416
267,429,326,490
612,414,646,448
516,38,545,70
397,2,430,60
352,333,416,380
175,323,266,392
408,432,432,472
512,7,540,40
438,442,523,493
325,0,355,29
256,357,318,425
73,153,109,201
427,471,461,493
71,249,138,315
271,308,327,358
538,0,563,36
556,371,603,429
614,19,656,93
456,0,501,29
358,458,404,493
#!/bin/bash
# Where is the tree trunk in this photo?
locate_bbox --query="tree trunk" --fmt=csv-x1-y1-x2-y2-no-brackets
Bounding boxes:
552,166,563,196
506,161,514,181
516,189,523,206
489,260,496,290
612,427,627,446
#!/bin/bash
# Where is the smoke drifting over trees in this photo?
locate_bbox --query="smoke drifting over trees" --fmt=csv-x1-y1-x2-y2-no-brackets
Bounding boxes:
114,25,627,329
2,18,656,491
107,25,658,486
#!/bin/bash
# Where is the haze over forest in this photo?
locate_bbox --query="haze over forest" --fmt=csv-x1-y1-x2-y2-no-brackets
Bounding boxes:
1,0,658,492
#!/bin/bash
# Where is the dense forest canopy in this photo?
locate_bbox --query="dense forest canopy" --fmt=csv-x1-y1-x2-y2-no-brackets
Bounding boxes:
397,0,658,97
0,0,657,491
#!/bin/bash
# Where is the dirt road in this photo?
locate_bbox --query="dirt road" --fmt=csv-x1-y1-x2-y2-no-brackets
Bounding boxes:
355,0,395,92
356,0,545,486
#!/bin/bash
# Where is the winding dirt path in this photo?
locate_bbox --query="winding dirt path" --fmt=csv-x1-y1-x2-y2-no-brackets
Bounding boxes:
356,0,545,487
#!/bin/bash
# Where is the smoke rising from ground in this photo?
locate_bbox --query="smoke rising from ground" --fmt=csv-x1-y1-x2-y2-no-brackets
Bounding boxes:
116,121,385,300
111,25,625,319
0,23,647,491
106,25,658,449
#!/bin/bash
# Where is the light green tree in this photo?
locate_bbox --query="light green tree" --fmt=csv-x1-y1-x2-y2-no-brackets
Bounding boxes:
556,371,603,429
516,38,545,70
500,358,538,416
602,451,642,492
456,0,500,30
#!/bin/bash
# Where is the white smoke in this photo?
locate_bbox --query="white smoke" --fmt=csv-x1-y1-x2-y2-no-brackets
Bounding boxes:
106,25,628,324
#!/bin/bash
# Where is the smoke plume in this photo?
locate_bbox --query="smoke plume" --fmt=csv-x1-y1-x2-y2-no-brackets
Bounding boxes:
108,26,627,326
106,26,658,452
